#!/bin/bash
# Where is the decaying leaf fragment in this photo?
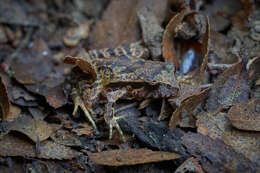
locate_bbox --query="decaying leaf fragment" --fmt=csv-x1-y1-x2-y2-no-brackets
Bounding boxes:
88,149,180,166
0,134,81,160
182,132,257,173
0,75,10,120
9,115,61,142
228,99,260,131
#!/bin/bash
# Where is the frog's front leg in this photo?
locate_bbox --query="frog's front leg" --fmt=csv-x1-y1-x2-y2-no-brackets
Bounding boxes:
104,89,127,142
71,80,103,130
71,87,97,129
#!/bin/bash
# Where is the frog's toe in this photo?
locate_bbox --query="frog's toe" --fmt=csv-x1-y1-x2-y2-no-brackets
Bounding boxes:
108,115,126,142
72,94,97,130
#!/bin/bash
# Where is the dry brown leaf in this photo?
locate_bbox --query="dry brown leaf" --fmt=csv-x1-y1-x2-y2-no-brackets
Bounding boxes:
0,134,81,160
206,60,250,112
175,157,205,173
88,149,180,166
11,49,52,85
228,99,260,131
197,112,260,167
9,115,61,142
162,12,185,67
0,75,10,120
182,132,257,173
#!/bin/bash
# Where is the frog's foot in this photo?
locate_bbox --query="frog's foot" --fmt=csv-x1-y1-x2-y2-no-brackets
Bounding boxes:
106,111,126,142
71,88,97,129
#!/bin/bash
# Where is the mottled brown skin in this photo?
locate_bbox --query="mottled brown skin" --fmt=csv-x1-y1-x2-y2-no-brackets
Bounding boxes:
65,42,179,141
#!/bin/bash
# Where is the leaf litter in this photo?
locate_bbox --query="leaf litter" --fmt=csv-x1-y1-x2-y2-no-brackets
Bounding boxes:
0,0,259,172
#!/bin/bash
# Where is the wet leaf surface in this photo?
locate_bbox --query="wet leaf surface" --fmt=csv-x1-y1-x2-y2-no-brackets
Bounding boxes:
228,99,260,131
88,149,180,166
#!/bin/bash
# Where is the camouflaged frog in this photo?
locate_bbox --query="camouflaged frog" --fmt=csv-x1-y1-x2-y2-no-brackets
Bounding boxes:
64,42,179,141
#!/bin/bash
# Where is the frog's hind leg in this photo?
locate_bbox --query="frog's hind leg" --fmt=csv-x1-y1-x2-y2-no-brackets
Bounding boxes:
104,89,127,142
71,88,97,129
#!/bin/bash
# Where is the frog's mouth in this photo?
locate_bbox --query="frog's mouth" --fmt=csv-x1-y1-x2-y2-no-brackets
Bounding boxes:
64,56,98,81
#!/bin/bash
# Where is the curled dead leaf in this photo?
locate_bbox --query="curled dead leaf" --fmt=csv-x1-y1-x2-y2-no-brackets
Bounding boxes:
88,149,180,166
162,11,185,67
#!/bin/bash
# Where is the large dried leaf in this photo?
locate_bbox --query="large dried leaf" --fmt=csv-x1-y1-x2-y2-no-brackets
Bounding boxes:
0,75,10,120
197,112,260,167
228,99,260,131
88,149,180,166
12,51,52,85
182,132,257,173
0,134,80,160
206,60,250,112
9,115,61,142
89,0,167,49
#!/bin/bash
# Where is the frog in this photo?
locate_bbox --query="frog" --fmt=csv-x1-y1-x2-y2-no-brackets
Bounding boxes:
64,42,180,142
